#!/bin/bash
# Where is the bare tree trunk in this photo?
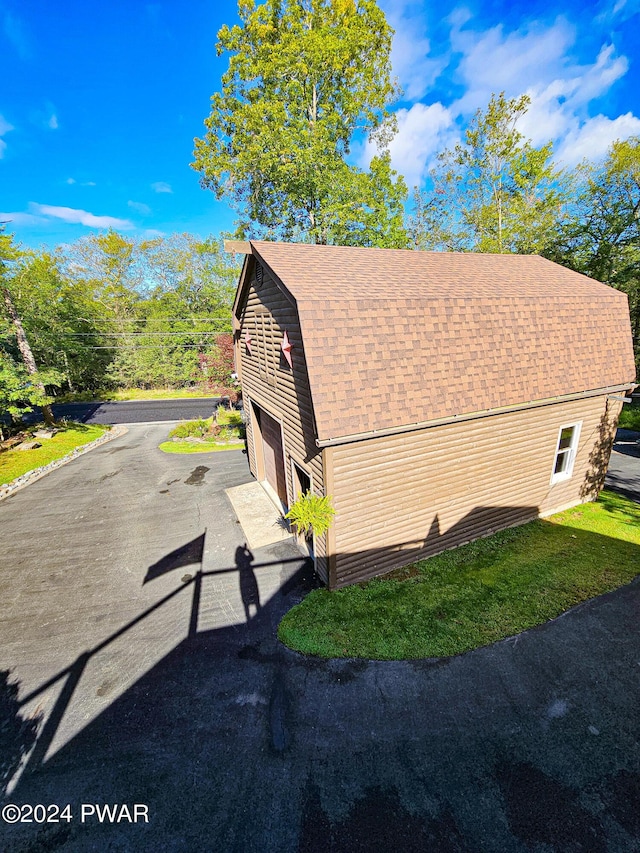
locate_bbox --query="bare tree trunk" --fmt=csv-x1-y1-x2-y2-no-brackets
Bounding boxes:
62,350,74,393
2,287,55,426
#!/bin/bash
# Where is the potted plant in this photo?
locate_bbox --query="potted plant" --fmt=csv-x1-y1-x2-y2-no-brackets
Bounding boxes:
285,491,335,538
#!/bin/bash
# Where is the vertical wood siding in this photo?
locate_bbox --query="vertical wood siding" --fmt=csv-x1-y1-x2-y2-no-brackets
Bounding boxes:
328,395,621,588
236,264,328,583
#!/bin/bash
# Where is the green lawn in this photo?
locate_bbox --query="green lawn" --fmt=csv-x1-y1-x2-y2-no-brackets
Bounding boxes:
159,440,243,454
278,490,640,660
0,423,109,484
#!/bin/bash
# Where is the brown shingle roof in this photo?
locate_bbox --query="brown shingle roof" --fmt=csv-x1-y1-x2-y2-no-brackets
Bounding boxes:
250,241,637,442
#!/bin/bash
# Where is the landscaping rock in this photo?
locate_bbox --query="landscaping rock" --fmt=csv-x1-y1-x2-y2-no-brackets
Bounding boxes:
0,436,24,450
16,440,42,451
33,429,57,439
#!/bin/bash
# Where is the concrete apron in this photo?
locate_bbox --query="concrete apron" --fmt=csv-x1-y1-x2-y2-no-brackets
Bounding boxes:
226,481,294,550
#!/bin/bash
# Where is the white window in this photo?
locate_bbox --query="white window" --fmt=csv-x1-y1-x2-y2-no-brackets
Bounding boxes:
550,422,582,484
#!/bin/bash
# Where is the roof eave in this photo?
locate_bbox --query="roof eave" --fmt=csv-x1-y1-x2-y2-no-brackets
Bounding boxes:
315,383,637,447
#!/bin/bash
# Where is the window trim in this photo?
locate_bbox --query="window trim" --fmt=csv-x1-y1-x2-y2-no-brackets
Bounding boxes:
550,421,582,484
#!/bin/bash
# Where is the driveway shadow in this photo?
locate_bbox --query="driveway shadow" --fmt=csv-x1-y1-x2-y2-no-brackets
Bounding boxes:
5,532,640,852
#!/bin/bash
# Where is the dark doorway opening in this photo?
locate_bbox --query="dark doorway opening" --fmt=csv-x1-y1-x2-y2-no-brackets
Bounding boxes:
292,461,314,557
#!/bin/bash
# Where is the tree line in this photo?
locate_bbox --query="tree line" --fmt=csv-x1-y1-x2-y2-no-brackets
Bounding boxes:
0,231,240,430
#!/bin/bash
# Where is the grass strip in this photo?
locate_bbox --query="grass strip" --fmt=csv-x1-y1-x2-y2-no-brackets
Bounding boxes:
57,388,224,402
158,441,242,454
0,423,109,484
278,490,640,660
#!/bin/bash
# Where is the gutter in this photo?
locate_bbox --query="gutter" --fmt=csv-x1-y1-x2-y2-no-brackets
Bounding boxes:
315,383,637,448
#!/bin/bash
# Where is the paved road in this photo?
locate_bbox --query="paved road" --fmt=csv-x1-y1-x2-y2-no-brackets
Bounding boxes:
607,429,640,502
2,426,640,852
35,397,224,425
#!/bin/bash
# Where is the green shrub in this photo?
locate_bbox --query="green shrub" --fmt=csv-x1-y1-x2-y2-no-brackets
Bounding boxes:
216,405,243,426
285,491,335,537
169,418,211,439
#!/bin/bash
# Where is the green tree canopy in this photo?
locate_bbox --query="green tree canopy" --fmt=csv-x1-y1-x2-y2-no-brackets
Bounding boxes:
192,0,408,247
550,137,640,370
5,250,113,393
410,93,566,254
1,231,61,425
0,231,241,398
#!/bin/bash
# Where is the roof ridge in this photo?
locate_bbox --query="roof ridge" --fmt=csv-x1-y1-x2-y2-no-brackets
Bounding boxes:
251,239,544,260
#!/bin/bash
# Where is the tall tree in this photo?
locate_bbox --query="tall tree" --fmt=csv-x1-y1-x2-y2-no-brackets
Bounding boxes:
551,137,640,369
7,250,112,393
192,0,407,246
0,231,58,426
410,93,566,254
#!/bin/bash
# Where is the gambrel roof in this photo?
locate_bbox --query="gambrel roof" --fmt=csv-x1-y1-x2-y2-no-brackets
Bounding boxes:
239,241,636,444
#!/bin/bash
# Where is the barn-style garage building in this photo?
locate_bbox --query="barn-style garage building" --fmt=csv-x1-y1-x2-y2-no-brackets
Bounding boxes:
231,241,636,589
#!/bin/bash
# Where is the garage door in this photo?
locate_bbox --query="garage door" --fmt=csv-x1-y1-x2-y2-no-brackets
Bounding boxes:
259,408,287,504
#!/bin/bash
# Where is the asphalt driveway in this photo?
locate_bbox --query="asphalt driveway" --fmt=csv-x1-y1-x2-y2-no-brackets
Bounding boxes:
1,425,640,852
606,429,640,501
32,397,224,425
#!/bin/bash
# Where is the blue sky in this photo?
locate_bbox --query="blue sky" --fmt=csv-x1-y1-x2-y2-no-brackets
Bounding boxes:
1,0,639,250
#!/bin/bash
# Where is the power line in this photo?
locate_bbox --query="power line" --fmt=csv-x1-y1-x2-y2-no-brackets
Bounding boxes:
77,317,232,323
58,332,231,337
83,344,225,350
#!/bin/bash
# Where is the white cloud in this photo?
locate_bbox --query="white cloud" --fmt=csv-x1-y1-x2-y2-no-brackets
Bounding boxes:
151,181,172,193
29,203,134,230
0,211,43,226
0,115,14,135
515,44,631,157
559,44,628,106
128,200,151,215
596,0,640,23
361,102,456,188
555,112,640,165
392,103,456,187
381,0,445,100
0,114,14,158
446,6,473,29
515,81,575,146
42,102,59,130
444,14,640,166
3,11,31,60
451,17,576,115
361,9,640,190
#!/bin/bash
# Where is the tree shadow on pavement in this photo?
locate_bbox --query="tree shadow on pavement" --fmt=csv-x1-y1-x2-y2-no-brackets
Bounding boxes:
0,671,41,799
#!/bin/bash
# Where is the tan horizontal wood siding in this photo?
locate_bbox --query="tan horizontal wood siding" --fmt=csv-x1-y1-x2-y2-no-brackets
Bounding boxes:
236,263,328,583
328,395,621,588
